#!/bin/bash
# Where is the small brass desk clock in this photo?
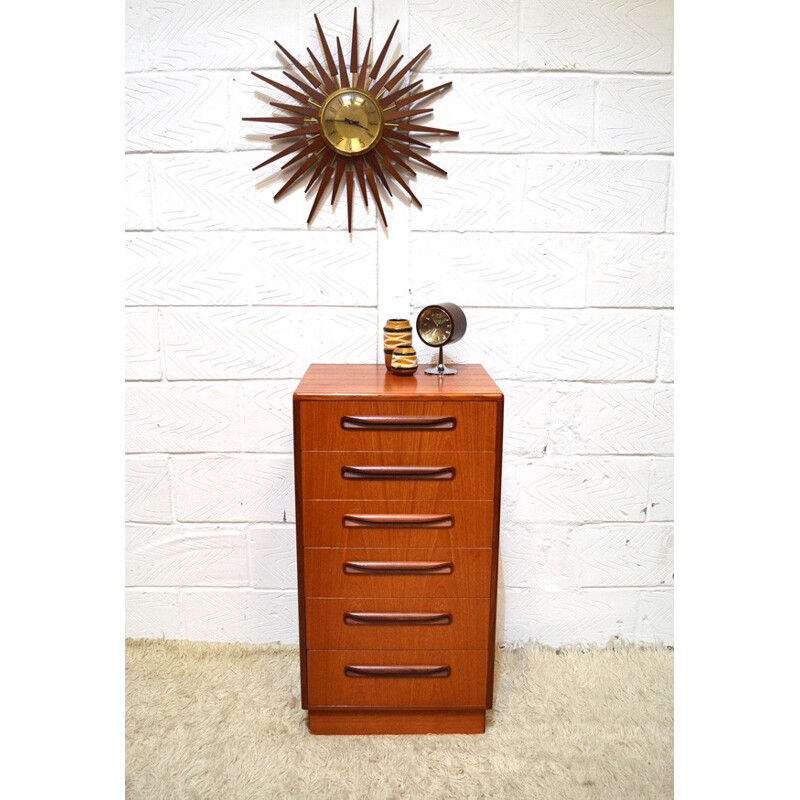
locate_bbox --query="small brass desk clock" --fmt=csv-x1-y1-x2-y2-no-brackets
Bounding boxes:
415,302,467,375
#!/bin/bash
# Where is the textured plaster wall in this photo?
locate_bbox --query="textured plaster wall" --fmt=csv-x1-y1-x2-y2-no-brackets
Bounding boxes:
125,0,674,646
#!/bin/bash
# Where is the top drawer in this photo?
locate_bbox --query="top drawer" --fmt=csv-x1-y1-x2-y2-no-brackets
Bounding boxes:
298,401,498,453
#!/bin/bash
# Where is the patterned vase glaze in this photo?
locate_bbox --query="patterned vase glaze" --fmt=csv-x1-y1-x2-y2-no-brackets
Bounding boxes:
383,318,412,368
389,345,418,376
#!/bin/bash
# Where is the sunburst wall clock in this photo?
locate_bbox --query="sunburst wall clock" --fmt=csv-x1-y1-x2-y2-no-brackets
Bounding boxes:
242,8,457,232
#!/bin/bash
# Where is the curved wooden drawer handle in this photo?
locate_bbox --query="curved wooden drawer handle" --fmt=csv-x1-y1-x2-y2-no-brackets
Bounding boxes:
342,513,454,528
342,561,454,575
343,611,453,626
344,664,451,678
340,415,456,431
341,465,455,480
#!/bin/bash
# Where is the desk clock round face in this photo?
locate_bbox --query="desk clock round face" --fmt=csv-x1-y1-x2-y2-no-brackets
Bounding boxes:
417,306,454,346
416,303,467,349
320,88,383,156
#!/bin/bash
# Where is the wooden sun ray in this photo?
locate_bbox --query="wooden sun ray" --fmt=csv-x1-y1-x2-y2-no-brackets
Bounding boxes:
306,48,339,93
380,79,424,110
382,45,431,95
271,101,317,117
273,154,320,200
282,70,326,105
355,39,372,89
244,10,458,229
383,129,432,150
377,141,417,176
271,123,322,140
314,14,337,75
305,149,336,194
365,152,393,196
252,137,310,171
349,8,359,74
393,82,452,110
397,122,459,136
365,166,387,227
370,54,403,96
376,151,422,208
251,71,309,106
282,141,326,171
242,115,308,125
353,158,369,208
345,169,354,232
308,164,336,224
336,38,350,89
370,20,398,80
275,40,322,89
331,159,346,206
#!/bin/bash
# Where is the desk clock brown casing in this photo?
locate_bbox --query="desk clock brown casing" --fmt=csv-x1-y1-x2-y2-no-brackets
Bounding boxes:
293,364,503,734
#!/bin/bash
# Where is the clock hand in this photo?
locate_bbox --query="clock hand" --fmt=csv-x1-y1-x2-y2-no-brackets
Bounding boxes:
343,117,374,138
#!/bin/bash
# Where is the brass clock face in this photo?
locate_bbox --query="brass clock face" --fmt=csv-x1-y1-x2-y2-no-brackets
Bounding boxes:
242,8,458,232
320,88,383,156
418,308,453,346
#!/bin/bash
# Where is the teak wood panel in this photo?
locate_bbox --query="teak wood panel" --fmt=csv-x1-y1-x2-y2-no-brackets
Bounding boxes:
306,649,488,708
304,598,490,650
294,364,504,401
307,709,486,735
301,450,496,502
300,499,496,548
298,400,497,452
303,547,492,598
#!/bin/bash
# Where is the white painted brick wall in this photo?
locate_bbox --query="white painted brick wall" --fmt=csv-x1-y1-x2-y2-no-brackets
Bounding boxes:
125,0,673,646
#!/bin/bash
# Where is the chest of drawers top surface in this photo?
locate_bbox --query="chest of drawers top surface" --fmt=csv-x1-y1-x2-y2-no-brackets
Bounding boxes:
294,363,503,401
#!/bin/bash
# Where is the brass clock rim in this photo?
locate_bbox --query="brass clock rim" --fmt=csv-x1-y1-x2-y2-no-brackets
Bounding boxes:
319,87,384,157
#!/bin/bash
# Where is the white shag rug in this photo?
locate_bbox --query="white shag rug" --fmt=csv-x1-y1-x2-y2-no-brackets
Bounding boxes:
126,639,673,799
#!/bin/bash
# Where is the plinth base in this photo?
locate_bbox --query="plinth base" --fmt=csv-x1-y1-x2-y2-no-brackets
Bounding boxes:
308,709,486,735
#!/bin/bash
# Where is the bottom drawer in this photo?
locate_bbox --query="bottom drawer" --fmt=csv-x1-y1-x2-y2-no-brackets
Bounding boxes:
306,649,488,708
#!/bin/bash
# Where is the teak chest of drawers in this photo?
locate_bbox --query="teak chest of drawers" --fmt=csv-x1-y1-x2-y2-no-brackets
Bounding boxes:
293,363,503,735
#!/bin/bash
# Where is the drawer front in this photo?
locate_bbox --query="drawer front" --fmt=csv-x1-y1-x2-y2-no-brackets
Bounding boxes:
301,451,496,502
303,547,492,598
306,649,488,708
299,400,497,453
305,598,490,650
301,500,495,548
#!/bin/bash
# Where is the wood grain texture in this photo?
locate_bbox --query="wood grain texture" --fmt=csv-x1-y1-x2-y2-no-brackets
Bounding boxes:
294,363,503,399
299,400,497,452
306,649,488,707
301,500,496,548
305,598,490,650
301,450,496,501
303,547,492,598
308,709,485,734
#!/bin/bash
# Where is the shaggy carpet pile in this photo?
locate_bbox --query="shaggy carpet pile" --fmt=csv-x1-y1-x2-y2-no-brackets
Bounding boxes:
125,639,672,799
